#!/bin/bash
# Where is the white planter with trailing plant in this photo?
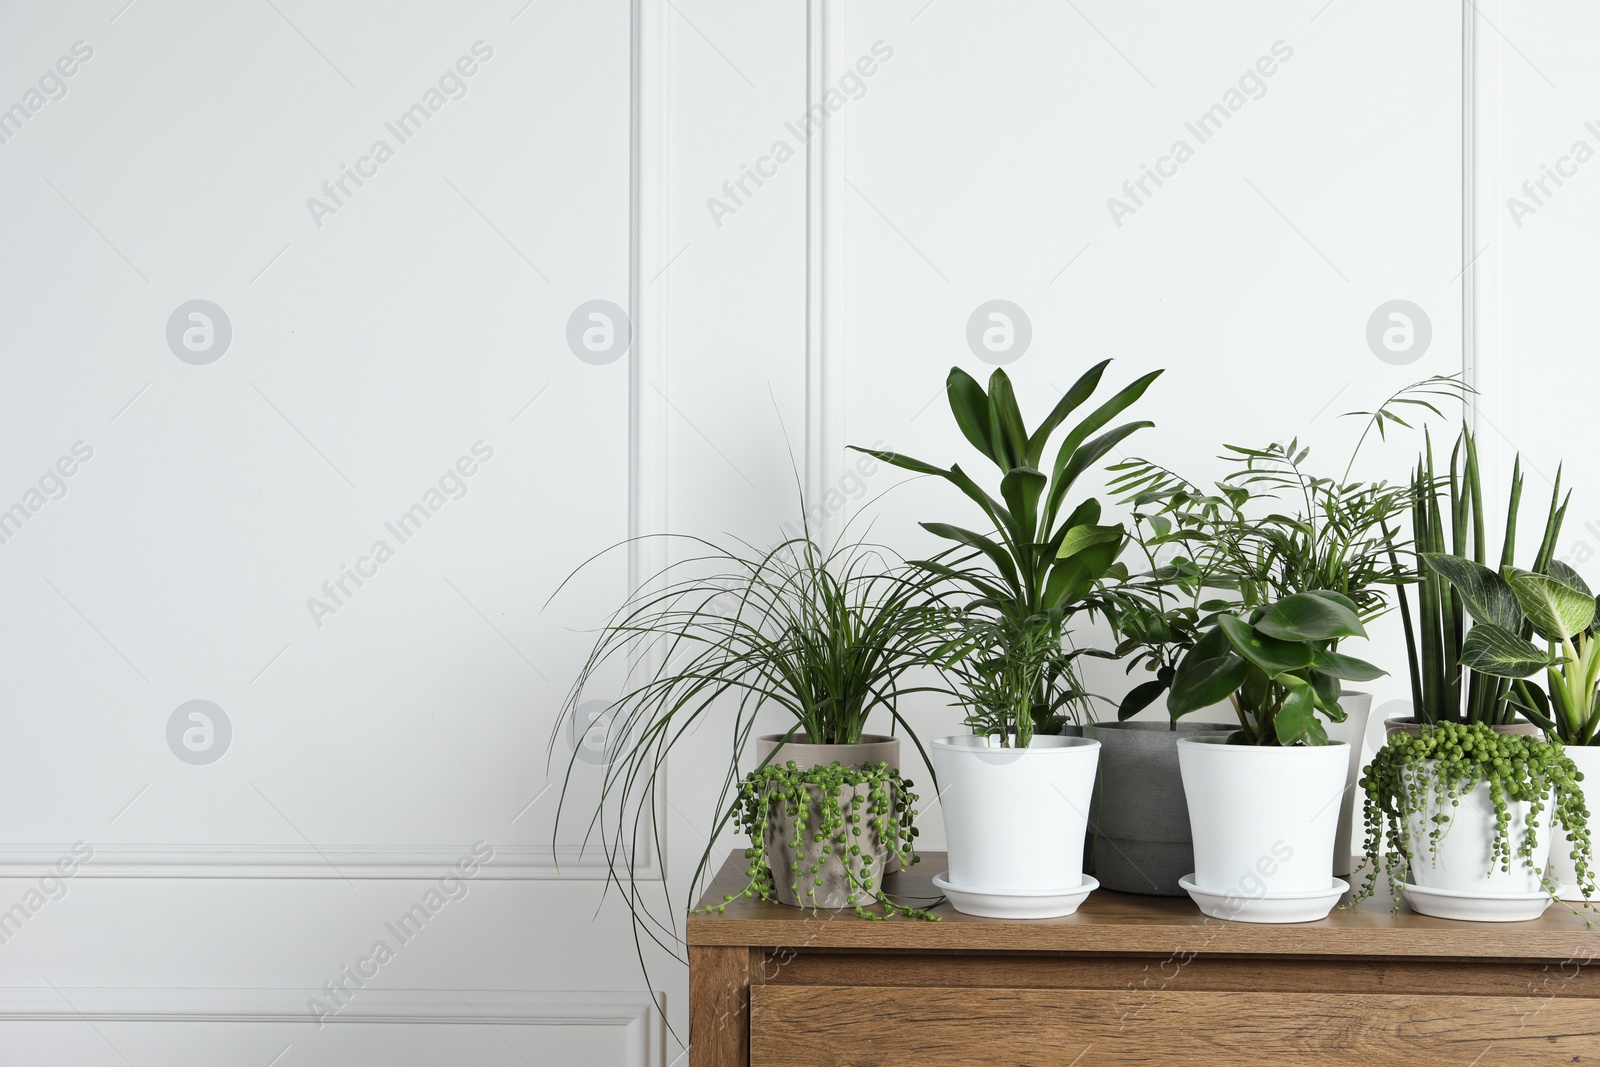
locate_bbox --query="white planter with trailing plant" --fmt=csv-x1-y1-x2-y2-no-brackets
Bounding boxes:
930,734,1099,916
1354,723,1595,921
1324,690,1372,877
1164,592,1382,923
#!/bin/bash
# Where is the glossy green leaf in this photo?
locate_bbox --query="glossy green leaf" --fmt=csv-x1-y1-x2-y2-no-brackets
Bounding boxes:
1254,592,1367,642
1310,648,1386,682
1422,553,1522,630
1217,614,1315,676
944,368,997,464
987,370,1028,470
1506,570,1596,641
1168,626,1249,716
1458,623,1554,678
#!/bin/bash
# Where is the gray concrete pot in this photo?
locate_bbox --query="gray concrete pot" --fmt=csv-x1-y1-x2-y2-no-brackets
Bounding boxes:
1082,720,1233,896
754,733,901,908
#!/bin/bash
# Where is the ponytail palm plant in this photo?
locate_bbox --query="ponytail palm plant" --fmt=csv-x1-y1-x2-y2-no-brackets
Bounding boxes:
549,519,956,970
850,360,1162,741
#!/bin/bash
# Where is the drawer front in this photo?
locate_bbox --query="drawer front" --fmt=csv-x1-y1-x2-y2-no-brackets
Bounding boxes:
750,984,1600,1066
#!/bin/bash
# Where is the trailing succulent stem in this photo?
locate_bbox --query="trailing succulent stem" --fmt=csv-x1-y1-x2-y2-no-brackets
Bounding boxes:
1354,723,1597,911
700,761,936,921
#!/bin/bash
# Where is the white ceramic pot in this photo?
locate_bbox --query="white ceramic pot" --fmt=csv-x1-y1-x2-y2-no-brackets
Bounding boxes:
1177,737,1348,899
929,734,1100,911
1552,745,1600,900
1403,761,1552,894
1323,691,1373,877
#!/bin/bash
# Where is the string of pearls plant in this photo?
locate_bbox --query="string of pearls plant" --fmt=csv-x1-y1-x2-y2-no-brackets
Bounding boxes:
1353,722,1597,910
699,761,938,921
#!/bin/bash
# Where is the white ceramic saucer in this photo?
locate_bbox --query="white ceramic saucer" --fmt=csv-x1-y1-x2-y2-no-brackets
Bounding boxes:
1178,874,1348,924
1403,882,1551,922
930,872,1098,919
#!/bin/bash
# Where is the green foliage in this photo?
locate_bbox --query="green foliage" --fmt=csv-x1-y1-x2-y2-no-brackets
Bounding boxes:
549,519,956,974
937,609,1093,747
698,760,936,921
1399,426,1570,726
1167,591,1382,745
1353,722,1597,909
851,361,1159,729
1104,377,1460,725
1428,555,1600,744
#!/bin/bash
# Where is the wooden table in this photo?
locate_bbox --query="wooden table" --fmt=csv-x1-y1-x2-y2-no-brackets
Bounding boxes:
687,850,1600,1066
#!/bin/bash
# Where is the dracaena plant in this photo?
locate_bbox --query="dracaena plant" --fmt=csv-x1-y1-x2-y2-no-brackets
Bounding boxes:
1425,554,1600,743
850,361,1161,733
1394,427,1569,725
1166,591,1385,745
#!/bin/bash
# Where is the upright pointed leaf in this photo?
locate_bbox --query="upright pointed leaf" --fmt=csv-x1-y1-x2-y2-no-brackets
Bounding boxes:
987,370,1028,470
1025,359,1111,467
945,368,998,464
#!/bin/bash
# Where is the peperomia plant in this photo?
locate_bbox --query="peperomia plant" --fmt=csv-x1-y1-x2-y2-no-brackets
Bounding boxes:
1425,553,1600,744
1166,591,1384,745
851,361,1161,732
1354,722,1597,908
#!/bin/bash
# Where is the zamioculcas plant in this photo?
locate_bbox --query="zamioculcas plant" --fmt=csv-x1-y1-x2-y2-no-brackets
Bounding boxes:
1394,427,1568,725
850,361,1161,735
1166,591,1384,745
1426,555,1600,743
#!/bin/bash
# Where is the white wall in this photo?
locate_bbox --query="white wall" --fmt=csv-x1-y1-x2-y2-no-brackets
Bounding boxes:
1,0,1582,1062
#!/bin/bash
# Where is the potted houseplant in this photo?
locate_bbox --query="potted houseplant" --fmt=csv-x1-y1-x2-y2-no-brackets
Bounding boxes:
1421,554,1600,899
1386,424,1567,737
552,521,953,939
1354,721,1596,920
1167,591,1383,922
852,360,1159,915
1099,378,1455,888
931,608,1102,917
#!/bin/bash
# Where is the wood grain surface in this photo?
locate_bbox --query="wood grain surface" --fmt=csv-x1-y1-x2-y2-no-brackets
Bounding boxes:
749,985,1600,1066
689,851,1600,958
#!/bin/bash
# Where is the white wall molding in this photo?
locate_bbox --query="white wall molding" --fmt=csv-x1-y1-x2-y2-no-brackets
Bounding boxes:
804,0,847,544
0,988,662,1063
0,843,642,880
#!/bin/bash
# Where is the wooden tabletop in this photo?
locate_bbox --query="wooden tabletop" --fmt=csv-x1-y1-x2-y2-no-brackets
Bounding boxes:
688,850,1600,959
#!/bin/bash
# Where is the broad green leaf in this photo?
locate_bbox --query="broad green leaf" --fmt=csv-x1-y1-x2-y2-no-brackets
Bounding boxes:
999,467,1048,543
1422,553,1522,630
987,370,1028,470
1308,669,1341,713
1302,589,1361,615
1056,523,1124,561
1217,614,1315,677
1458,623,1555,678
1547,559,1593,597
1116,678,1168,721
1506,570,1595,640
945,368,998,464
1254,592,1367,642
1310,648,1386,682
1168,626,1249,716
1273,683,1325,746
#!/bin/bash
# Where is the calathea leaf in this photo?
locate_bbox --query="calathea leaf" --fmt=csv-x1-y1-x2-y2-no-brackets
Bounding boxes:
1255,592,1367,642
1458,623,1555,678
1217,614,1315,676
1505,570,1596,641
1422,553,1522,630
